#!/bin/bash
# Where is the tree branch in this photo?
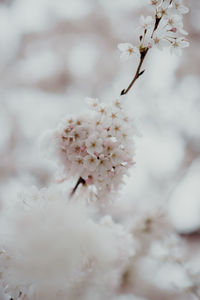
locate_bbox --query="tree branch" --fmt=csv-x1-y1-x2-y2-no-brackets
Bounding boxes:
121,49,148,95
120,17,161,96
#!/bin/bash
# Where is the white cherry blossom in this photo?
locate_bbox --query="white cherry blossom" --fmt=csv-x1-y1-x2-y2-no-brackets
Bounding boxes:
170,37,189,55
156,0,171,18
152,29,171,50
139,16,154,32
117,0,189,59
84,155,100,172
166,15,188,35
171,0,189,15
117,43,139,61
86,134,103,155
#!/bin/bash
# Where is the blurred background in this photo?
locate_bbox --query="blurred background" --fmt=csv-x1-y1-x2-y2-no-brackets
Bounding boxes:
0,0,199,298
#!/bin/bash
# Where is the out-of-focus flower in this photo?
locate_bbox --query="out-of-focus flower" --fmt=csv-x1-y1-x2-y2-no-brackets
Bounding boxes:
118,43,139,61
149,0,162,7
0,186,135,300
139,234,193,292
171,0,189,15
116,295,149,300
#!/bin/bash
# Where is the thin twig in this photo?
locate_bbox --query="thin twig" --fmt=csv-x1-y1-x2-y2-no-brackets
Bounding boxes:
121,17,161,96
121,49,148,95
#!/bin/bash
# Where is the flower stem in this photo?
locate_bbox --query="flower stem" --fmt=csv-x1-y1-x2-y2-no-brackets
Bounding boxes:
120,17,161,96
70,177,86,197
120,49,148,95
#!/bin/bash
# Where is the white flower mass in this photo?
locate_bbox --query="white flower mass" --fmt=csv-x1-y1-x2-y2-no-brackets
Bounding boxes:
0,186,134,299
41,98,136,201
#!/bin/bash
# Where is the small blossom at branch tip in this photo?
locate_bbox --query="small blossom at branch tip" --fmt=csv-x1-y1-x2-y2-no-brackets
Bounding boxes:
118,43,139,61
156,0,171,18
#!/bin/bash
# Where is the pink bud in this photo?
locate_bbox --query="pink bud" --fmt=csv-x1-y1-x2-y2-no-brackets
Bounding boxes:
80,146,86,152
148,43,153,49
171,27,177,33
69,124,74,130
86,175,93,185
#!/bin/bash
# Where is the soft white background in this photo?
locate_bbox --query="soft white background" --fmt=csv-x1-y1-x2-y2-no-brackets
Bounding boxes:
0,1,199,298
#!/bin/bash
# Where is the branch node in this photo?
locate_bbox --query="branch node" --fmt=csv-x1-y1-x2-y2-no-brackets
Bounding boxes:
120,89,126,96
138,69,145,76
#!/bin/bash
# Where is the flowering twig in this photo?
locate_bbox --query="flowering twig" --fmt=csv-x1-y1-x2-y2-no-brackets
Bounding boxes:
120,49,148,95
120,16,161,96
119,0,189,96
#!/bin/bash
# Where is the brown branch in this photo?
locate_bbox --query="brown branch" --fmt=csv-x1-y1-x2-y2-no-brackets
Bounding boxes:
121,49,148,95
70,176,86,197
120,17,161,96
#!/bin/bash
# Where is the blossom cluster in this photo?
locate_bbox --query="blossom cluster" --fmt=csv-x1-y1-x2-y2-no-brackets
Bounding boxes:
42,98,136,201
118,0,189,58
0,186,134,300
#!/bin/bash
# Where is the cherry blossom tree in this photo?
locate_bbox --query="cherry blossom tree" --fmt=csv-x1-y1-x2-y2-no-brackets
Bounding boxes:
1,1,198,300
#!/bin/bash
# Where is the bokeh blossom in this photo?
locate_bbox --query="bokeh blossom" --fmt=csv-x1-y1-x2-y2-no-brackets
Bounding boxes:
0,186,134,300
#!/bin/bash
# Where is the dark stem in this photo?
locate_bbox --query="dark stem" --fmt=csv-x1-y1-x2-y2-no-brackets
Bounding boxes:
120,17,161,96
70,176,86,197
153,16,161,33
121,49,148,95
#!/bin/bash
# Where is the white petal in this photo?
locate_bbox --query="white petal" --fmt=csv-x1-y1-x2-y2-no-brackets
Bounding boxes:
117,43,133,52
180,5,189,14
180,40,190,48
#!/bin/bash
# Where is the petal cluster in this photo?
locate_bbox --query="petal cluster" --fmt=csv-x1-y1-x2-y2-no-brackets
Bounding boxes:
118,0,189,57
42,98,136,201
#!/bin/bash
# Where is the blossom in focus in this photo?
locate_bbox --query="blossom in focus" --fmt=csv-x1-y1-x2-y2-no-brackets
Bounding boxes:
152,29,171,50
118,43,139,61
120,0,189,57
166,14,188,35
156,0,171,18
41,98,137,201
170,38,189,55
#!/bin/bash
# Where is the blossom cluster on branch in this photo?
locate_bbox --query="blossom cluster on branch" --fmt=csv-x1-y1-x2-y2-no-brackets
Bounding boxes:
41,98,137,201
118,0,189,59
